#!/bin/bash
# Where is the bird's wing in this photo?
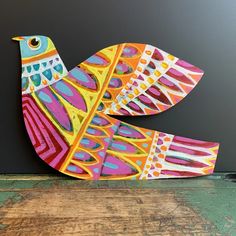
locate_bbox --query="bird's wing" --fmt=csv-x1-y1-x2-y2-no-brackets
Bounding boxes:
67,43,204,116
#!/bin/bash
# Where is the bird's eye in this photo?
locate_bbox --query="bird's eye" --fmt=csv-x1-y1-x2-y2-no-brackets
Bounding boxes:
28,37,41,50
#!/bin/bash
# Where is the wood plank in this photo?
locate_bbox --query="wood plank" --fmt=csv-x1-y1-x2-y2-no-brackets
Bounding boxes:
0,174,235,235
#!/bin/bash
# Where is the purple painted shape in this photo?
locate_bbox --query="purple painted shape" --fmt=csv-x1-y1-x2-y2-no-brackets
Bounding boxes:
127,101,144,113
151,48,164,61
101,155,136,175
36,87,72,131
166,68,194,85
69,67,97,90
137,94,158,109
117,124,145,139
173,136,219,148
146,85,172,105
159,77,182,92
22,95,69,169
165,156,208,168
118,108,131,115
109,140,137,153
91,115,110,126
176,59,203,73
52,80,87,112
108,78,122,88
170,144,210,156
121,46,138,58
137,75,144,81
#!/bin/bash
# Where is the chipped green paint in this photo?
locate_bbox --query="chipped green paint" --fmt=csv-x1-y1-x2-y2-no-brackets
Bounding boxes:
0,224,7,230
0,173,235,189
182,182,236,235
0,173,235,235
0,192,22,207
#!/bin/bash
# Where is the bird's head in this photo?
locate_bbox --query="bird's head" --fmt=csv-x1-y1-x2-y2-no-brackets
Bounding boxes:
13,35,68,94
12,35,57,64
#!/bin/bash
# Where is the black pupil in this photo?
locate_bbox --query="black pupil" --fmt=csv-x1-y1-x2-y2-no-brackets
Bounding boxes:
31,38,39,46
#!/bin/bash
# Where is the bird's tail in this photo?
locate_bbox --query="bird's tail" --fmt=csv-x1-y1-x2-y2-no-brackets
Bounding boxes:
95,115,219,180
138,133,219,180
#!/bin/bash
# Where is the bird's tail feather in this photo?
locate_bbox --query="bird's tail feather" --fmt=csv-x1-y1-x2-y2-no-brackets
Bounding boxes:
96,115,219,180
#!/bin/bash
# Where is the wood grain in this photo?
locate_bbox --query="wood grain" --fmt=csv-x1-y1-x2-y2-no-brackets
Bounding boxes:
0,174,235,235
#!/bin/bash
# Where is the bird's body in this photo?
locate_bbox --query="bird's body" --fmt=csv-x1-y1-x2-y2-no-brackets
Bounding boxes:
15,36,219,180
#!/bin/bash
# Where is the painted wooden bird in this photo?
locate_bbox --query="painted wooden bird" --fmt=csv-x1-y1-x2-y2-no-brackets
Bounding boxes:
13,35,219,180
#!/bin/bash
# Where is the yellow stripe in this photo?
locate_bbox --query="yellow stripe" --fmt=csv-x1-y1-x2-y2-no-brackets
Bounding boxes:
60,44,125,172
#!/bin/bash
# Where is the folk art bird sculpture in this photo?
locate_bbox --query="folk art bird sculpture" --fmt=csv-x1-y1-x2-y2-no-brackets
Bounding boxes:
13,35,219,180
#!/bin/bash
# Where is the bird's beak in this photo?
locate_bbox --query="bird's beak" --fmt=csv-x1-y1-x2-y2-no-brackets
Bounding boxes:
12,36,25,41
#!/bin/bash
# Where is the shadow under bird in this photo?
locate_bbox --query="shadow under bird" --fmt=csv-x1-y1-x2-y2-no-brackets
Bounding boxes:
13,35,219,180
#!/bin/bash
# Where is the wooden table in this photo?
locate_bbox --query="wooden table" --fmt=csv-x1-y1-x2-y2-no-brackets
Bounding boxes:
0,173,235,235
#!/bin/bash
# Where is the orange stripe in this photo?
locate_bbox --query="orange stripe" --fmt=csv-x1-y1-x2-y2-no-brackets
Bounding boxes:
22,49,58,64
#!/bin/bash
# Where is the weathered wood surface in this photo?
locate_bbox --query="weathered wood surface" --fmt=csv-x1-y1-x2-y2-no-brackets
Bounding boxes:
0,173,235,235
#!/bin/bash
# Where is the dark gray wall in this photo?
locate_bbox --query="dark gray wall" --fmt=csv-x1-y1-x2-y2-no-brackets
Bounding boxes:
0,0,235,173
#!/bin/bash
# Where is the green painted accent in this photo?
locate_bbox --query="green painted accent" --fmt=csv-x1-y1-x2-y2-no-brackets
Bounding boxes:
0,192,22,207
0,224,7,230
0,172,235,235
0,173,235,189
182,182,236,235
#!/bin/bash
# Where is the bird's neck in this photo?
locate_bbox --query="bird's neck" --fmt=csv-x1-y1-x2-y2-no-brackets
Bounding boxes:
21,51,68,94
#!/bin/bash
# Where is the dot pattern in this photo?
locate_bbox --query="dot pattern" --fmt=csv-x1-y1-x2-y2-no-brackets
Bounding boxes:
140,132,174,180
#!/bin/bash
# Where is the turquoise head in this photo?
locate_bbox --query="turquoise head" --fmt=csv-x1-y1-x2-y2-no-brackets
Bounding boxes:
12,35,57,63
13,35,67,93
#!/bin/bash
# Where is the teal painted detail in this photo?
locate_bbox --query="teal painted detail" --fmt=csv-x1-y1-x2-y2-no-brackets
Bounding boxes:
104,138,110,143
111,126,118,131
0,192,22,207
81,138,89,145
33,64,40,71
19,36,48,59
103,162,118,169
111,143,126,151
27,66,32,73
70,68,89,83
74,152,85,159
92,117,100,123
42,62,47,67
86,55,104,65
55,81,73,96
136,160,142,166
22,77,29,90
182,183,236,235
30,74,41,86
142,143,148,148
81,138,100,149
87,128,96,135
120,129,131,135
42,69,52,80
103,91,111,99
67,165,76,172
54,64,63,74
98,151,105,157
38,91,52,103
97,102,104,111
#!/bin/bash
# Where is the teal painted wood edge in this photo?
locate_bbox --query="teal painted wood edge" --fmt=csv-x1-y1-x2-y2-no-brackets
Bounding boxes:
0,173,235,189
